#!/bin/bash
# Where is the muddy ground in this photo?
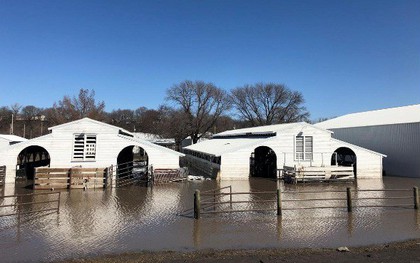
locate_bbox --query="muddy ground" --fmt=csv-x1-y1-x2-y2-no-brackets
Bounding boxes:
61,239,420,263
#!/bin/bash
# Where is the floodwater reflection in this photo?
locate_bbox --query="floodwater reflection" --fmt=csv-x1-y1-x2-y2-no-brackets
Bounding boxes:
0,177,420,262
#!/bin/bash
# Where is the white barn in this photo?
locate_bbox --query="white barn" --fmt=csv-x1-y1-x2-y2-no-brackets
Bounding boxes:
316,104,420,178
0,134,27,149
0,118,183,184
183,122,385,180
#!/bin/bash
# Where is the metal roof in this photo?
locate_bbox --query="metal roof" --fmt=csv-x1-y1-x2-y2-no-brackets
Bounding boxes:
186,122,333,156
215,122,300,137
184,137,273,156
316,104,420,129
48,117,133,135
0,134,27,142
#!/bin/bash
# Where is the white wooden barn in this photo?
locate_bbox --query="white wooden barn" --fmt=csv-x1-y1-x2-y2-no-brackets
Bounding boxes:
183,122,385,180
315,104,420,178
0,118,183,184
0,134,27,150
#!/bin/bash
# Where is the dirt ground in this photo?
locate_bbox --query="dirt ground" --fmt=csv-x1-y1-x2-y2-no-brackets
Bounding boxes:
61,239,420,263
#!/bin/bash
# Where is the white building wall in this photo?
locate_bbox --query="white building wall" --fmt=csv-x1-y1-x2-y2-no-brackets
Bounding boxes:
329,123,420,178
219,125,334,179
0,139,9,150
218,124,383,179
0,119,181,183
329,140,383,178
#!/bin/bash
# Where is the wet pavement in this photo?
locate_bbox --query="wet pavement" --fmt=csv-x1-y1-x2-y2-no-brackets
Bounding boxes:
0,177,420,262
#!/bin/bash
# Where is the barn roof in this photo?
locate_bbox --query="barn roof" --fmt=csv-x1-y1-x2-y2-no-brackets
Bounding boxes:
330,138,386,157
316,104,420,129
48,117,132,134
184,137,274,156
118,134,184,157
185,122,331,156
214,122,331,138
0,134,27,142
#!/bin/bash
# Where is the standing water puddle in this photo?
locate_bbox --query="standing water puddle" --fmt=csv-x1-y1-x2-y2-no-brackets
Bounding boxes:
1,177,420,262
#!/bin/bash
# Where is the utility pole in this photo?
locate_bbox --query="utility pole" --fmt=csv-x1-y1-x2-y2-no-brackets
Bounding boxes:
10,114,14,134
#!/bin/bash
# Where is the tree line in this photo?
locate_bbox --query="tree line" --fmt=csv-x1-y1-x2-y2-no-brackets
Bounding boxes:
0,81,309,147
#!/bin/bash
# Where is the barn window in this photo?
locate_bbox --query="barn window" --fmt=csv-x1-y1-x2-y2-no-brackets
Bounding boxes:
295,136,313,161
73,134,97,161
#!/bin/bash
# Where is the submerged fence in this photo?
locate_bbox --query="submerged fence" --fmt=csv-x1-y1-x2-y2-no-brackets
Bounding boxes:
0,191,61,218
192,186,420,219
34,167,110,190
0,166,5,186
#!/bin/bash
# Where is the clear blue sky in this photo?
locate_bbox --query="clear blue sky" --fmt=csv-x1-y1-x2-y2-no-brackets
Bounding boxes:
0,0,419,120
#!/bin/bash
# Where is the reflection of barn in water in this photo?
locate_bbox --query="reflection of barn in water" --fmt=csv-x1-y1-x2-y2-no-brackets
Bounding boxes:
184,122,385,180
0,118,183,185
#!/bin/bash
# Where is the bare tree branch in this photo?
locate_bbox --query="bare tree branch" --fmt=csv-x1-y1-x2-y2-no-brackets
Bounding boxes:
230,83,309,126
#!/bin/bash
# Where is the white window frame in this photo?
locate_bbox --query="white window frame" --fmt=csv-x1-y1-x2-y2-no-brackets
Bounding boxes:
295,135,313,161
72,133,97,162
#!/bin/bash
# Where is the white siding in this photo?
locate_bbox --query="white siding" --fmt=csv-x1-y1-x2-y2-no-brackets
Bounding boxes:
0,118,182,183
211,123,384,179
330,123,420,178
329,139,383,178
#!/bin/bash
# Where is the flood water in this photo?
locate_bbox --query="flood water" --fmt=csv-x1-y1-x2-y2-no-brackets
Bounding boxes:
1,177,420,262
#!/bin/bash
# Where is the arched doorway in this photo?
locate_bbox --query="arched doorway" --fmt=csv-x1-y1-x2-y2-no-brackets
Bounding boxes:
17,146,50,180
331,147,357,177
117,145,149,184
250,146,277,178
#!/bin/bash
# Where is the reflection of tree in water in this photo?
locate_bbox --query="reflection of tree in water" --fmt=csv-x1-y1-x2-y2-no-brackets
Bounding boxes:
114,186,149,216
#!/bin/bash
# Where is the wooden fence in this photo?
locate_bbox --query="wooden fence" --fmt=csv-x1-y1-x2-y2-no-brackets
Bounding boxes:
191,186,420,219
282,165,355,184
0,166,5,186
153,169,185,184
34,167,109,190
0,191,61,218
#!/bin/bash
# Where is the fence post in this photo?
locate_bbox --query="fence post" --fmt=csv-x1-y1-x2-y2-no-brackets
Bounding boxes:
213,190,216,211
346,187,352,212
57,192,61,214
17,195,20,222
414,186,419,210
194,190,201,219
151,166,155,186
276,188,282,216
229,186,232,207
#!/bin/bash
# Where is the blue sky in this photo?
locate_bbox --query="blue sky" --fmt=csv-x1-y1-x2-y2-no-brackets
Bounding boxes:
0,0,419,120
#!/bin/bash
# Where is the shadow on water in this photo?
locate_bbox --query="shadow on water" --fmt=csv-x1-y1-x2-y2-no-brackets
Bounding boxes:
0,176,419,262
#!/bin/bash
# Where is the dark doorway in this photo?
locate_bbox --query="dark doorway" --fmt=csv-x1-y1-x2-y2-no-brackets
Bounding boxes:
117,146,149,183
250,146,277,178
17,146,50,180
331,147,357,177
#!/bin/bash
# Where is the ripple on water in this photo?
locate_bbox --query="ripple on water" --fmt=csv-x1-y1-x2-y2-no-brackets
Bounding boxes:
0,177,420,262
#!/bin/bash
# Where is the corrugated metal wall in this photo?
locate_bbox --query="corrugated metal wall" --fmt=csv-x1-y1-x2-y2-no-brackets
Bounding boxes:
330,123,420,178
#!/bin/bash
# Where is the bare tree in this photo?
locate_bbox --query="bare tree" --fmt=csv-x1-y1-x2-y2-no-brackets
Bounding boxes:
108,109,135,131
48,89,106,125
0,107,12,134
166,80,230,144
73,89,105,119
230,83,309,126
21,105,43,138
157,106,191,151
